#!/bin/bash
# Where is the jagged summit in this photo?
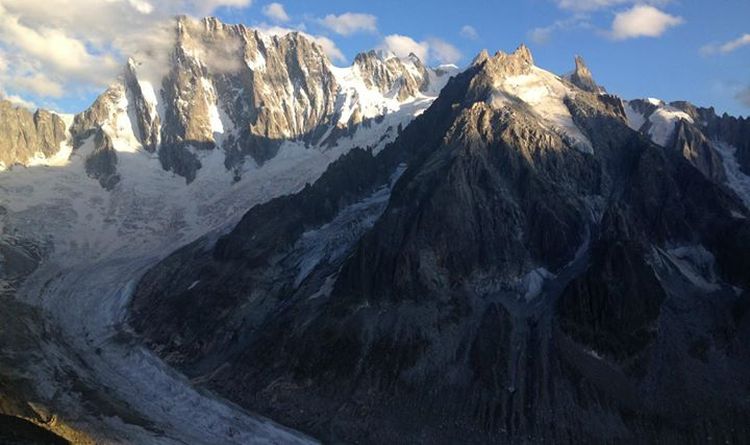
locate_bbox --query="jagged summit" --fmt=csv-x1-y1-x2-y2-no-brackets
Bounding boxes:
567,55,600,93
46,16,459,186
470,49,490,66
512,43,534,65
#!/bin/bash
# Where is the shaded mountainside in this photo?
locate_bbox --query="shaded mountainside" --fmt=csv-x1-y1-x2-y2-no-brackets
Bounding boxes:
131,46,750,444
625,98,750,191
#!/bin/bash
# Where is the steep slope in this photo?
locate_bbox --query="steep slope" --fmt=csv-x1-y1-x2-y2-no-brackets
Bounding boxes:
0,100,68,170
131,46,750,444
625,97,750,204
66,16,456,186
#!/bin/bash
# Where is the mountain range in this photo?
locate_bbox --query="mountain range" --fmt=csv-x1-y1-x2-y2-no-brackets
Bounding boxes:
0,15,749,445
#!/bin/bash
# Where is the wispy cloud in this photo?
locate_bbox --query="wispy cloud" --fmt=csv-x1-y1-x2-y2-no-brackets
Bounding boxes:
529,15,591,44
379,34,462,64
379,34,428,61
319,12,377,36
701,33,750,55
460,25,479,40
535,0,679,42
262,2,289,23
737,86,750,108
609,5,683,40
553,0,671,12
427,38,462,64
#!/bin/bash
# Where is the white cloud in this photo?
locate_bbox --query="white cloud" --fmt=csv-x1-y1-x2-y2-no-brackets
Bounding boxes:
313,36,345,62
554,0,628,11
320,13,377,36
262,2,289,23
379,34,428,62
193,0,253,15
0,9,119,84
12,73,65,97
427,38,462,64
701,33,750,55
610,5,683,40
379,34,462,65
460,25,479,40
4,94,38,109
529,15,591,44
554,0,671,12
127,0,154,14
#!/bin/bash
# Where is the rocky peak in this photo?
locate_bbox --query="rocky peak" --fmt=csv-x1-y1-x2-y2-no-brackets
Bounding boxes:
352,49,431,101
568,55,600,93
0,100,67,169
471,49,491,66
484,44,536,78
513,43,534,65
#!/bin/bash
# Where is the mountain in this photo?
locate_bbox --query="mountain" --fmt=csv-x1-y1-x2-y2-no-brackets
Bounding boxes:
130,45,750,444
1,16,749,445
0,100,69,170
63,16,456,187
0,16,456,444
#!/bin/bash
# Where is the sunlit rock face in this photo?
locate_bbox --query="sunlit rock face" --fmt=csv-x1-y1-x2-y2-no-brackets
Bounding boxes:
64,16,457,184
0,100,67,170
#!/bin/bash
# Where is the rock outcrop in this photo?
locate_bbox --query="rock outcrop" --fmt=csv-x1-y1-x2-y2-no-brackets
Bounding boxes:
0,100,67,169
568,55,600,93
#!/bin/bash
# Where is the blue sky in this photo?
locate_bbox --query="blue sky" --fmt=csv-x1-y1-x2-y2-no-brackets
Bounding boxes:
1,0,749,116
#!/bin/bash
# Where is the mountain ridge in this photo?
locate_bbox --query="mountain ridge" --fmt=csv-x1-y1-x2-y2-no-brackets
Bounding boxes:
1,19,750,444
129,43,750,444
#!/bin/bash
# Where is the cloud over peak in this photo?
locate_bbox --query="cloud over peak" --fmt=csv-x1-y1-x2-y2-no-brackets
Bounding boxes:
378,34,462,65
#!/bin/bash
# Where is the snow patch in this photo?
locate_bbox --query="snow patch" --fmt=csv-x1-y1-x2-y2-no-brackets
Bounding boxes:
647,104,693,147
518,267,554,301
489,67,593,154
713,141,750,208
623,101,646,131
665,245,721,292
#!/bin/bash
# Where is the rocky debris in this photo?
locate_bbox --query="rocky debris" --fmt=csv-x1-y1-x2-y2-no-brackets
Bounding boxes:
0,100,67,169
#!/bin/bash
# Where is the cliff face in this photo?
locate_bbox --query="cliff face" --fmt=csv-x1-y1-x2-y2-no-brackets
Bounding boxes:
130,47,750,444
66,16,456,185
0,100,67,169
